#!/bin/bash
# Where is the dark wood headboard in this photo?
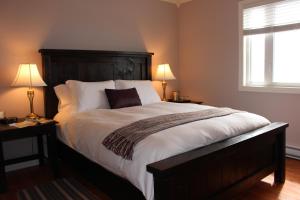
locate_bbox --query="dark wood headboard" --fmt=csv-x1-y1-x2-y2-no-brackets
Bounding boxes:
39,49,154,119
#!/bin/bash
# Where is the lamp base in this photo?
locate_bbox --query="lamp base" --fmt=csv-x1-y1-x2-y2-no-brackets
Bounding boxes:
26,89,40,120
162,81,167,101
26,113,40,120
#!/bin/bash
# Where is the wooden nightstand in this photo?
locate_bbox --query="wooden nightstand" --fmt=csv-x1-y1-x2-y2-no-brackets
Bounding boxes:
167,99,203,105
0,120,58,192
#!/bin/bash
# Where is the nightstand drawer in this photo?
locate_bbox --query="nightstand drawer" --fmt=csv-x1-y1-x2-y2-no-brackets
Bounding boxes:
0,122,56,141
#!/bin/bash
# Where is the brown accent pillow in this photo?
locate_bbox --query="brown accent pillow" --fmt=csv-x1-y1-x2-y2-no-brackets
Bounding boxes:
105,88,142,109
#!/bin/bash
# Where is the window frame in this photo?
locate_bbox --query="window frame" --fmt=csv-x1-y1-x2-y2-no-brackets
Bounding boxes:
238,0,300,94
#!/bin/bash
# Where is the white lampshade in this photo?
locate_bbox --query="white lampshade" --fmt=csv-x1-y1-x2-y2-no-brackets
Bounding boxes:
12,64,46,87
156,64,176,81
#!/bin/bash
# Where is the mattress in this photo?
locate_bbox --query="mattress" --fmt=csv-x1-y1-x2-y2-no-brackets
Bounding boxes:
54,102,270,200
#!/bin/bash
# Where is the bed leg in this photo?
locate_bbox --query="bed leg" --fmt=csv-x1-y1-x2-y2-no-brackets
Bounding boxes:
274,130,286,184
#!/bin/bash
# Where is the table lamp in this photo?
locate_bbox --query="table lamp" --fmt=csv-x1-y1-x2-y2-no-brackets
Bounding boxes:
11,64,47,119
156,64,176,101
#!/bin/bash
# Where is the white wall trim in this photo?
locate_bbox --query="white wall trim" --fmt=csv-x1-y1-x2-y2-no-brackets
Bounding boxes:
239,85,300,94
160,0,193,7
5,160,39,172
286,146,300,160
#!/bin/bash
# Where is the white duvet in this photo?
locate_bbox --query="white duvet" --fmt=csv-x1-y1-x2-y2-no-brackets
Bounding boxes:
55,102,270,200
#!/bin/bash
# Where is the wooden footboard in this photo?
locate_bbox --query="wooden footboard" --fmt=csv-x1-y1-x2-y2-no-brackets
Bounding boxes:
147,122,288,200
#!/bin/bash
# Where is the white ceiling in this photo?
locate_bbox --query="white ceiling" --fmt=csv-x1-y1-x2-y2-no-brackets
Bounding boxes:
160,0,193,7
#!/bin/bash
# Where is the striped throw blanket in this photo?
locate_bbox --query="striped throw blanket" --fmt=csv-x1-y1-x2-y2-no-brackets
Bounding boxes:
102,107,239,160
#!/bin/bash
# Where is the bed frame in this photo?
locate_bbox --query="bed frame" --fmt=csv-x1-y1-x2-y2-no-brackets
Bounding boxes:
40,49,288,200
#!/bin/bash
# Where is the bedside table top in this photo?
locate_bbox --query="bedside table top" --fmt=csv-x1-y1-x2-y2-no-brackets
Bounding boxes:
167,99,203,104
0,120,56,141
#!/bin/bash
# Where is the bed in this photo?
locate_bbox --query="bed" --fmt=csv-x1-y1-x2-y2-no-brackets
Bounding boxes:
40,49,288,200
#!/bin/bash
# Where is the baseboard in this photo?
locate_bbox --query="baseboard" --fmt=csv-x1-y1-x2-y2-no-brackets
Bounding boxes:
286,146,300,160
5,160,39,172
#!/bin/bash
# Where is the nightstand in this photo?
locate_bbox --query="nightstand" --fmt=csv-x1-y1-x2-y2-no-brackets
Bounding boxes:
167,99,203,105
0,120,58,192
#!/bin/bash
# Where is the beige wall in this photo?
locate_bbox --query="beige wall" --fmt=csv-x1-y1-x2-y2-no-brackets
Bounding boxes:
0,0,179,160
179,0,300,148
2,0,298,164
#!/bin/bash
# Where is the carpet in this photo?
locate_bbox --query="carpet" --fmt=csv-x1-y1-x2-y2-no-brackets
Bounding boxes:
18,178,101,200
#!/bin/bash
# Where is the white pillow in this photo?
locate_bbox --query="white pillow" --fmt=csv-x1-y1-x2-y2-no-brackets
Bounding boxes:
54,84,72,112
115,80,161,105
66,80,115,112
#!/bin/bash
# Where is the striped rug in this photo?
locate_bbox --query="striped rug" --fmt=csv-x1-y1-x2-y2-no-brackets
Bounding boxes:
18,178,101,200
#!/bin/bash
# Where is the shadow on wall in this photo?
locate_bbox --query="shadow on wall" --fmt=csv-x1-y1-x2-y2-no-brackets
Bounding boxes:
0,0,179,117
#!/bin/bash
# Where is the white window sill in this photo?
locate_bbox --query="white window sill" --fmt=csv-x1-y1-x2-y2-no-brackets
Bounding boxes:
239,85,300,94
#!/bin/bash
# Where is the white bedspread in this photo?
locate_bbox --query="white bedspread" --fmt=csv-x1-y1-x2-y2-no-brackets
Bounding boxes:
54,102,270,200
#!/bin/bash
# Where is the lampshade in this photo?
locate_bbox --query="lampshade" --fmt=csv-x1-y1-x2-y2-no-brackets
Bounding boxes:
156,64,176,81
12,64,46,87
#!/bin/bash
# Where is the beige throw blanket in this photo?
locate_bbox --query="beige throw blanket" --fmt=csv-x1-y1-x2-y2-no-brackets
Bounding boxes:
103,107,240,160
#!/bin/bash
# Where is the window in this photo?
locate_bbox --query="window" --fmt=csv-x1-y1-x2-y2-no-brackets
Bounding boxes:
239,0,300,93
